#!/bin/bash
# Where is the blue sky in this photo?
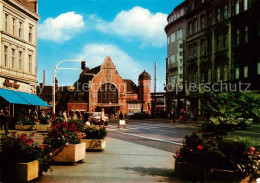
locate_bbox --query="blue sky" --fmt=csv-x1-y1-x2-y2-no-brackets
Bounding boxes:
37,0,184,91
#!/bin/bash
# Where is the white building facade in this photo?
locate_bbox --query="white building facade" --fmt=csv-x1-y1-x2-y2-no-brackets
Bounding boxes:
0,0,39,94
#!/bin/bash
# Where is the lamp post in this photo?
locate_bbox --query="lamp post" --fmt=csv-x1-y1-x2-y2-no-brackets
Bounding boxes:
53,60,85,119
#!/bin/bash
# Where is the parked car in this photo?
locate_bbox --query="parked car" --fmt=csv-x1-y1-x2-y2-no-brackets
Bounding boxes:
88,112,109,125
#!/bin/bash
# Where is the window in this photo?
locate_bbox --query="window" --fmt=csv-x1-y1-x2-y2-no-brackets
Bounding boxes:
245,26,248,43
258,62,260,75
29,26,32,43
207,38,212,54
207,12,212,26
167,36,170,44
19,22,23,38
224,5,228,19
193,43,197,58
201,40,205,56
224,32,228,49
19,51,22,71
217,35,221,51
188,22,192,35
224,65,228,81
244,0,248,11
236,29,240,45
179,29,183,39
177,30,180,40
171,33,175,43
28,54,32,73
200,15,205,30
208,68,211,83
235,0,240,15
235,67,240,79
11,48,15,69
216,66,221,82
12,18,16,35
4,46,8,67
171,54,175,64
244,66,248,78
188,45,193,59
194,19,198,33
98,83,118,104
5,14,8,32
217,9,221,22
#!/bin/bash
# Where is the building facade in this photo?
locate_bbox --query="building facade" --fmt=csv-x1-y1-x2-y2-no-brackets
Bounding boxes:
165,1,188,114
66,56,151,115
0,0,39,94
166,0,260,115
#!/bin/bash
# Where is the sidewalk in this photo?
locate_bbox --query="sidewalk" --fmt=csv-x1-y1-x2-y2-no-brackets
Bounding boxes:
0,130,178,183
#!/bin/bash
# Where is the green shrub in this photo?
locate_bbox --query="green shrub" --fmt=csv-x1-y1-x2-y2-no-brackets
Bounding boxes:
83,125,107,139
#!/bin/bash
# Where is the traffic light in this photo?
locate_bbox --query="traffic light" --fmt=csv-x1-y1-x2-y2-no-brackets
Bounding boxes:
81,61,86,70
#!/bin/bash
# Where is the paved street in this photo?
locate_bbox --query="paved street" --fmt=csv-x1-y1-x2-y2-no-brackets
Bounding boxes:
106,119,197,153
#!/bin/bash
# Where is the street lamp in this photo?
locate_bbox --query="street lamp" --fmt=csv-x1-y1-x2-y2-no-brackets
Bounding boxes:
53,60,85,119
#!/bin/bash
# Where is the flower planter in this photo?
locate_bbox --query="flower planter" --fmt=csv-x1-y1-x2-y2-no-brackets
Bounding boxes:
36,124,51,132
21,125,36,131
0,160,39,182
174,162,207,180
174,162,255,182
15,124,23,130
81,139,106,151
51,142,86,163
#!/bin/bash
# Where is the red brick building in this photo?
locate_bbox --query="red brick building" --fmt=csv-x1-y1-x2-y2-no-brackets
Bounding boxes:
67,56,151,115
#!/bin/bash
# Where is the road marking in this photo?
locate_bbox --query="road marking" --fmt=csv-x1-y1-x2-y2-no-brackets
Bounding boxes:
108,129,183,145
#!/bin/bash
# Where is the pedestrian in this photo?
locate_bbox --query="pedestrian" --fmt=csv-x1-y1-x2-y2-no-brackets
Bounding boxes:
3,108,10,135
118,111,126,128
193,108,198,126
63,110,68,121
179,108,185,124
100,108,105,127
0,109,4,131
169,108,176,125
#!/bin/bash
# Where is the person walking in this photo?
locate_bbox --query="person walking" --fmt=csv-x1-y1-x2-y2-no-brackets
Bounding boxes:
193,108,198,126
3,108,10,135
63,110,68,122
118,111,126,128
0,109,4,131
100,108,105,127
169,108,176,125
179,108,185,124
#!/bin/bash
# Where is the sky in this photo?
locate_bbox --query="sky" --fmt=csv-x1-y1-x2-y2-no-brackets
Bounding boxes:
37,0,184,92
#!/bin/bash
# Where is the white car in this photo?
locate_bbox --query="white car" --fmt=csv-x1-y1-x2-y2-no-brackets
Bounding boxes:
89,112,109,123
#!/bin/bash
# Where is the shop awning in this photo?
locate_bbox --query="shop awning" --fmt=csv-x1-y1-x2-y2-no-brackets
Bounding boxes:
0,88,30,105
0,88,50,107
15,91,50,107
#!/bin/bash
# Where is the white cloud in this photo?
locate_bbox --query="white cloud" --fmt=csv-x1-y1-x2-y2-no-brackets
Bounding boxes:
38,12,84,42
77,44,141,82
93,6,168,47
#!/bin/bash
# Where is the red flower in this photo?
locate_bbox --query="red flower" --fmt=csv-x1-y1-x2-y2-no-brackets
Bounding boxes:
197,145,203,150
190,149,193,152
65,134,68,137
250,146,255,151
194,130,199,133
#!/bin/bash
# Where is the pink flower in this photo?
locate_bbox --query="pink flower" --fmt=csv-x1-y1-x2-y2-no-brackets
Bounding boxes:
190,149,193,152
197,145,203,150
250,146,255,151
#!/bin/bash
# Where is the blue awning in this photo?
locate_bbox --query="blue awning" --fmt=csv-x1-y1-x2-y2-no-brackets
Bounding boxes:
15,91,51,107
0,88,50,107
0,88,30,105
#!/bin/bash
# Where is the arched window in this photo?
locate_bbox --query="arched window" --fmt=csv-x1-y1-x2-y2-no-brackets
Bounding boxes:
98,83,118,104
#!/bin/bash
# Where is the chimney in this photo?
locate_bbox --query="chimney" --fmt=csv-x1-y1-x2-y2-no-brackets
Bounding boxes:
43,70,45,86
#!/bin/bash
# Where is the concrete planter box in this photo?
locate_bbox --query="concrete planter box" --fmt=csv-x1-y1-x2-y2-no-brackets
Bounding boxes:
81,139,106,151
15,124,23,130
175,162,254,182
0,160,39,182
51,143,86,163
21,125,36,131
36,124,51,132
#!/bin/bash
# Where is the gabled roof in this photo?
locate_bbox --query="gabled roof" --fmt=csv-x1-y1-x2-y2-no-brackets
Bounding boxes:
124,79,139,94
